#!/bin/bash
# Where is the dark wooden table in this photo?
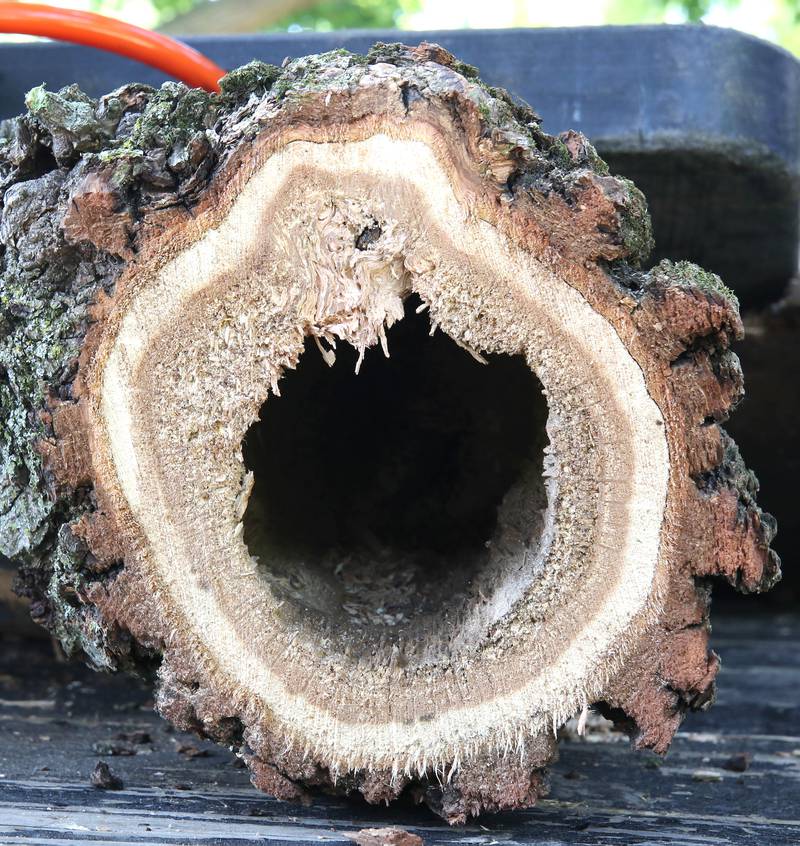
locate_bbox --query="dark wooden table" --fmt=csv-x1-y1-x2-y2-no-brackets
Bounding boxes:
1,610,798,845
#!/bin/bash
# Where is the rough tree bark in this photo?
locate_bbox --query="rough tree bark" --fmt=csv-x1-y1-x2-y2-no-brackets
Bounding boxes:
0,43,779,823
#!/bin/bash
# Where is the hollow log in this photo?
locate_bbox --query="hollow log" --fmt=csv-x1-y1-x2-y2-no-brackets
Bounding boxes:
0,43,778,822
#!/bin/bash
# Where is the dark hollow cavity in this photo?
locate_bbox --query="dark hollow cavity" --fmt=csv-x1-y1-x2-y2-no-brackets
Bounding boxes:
242,296,548,644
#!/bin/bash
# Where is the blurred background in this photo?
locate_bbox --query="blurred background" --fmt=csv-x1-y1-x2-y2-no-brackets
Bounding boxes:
2,0,800,51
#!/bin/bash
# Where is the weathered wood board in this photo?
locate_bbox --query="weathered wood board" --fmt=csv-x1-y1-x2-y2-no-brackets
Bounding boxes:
1,610,798,845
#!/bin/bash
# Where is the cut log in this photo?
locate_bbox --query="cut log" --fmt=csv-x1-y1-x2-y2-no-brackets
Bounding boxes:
0,43,778,823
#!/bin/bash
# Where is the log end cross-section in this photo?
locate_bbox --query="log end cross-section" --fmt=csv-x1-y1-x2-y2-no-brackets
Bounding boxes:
0,44,778,822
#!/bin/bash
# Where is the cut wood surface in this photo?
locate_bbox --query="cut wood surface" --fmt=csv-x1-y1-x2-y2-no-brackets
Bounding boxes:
0,43,778,822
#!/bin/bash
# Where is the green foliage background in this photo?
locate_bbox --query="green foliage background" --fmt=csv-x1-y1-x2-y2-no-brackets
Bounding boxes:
86,0,800,54
271,0,422,31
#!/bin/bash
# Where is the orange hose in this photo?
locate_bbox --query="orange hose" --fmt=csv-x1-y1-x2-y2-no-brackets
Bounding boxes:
0,3,225,92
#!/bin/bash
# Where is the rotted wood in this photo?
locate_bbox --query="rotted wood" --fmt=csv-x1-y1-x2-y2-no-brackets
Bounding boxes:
0,42,778,822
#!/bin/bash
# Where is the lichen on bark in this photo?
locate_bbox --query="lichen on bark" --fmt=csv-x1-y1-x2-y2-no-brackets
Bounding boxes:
0,75,218,666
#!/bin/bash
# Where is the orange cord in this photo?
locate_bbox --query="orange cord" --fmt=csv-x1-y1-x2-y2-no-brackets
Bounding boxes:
0,3,225,92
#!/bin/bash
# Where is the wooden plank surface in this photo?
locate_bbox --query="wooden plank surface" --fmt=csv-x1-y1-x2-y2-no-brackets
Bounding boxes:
1,610,798,845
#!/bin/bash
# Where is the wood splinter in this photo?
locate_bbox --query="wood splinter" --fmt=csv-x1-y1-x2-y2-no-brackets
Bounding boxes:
0,43,778,823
